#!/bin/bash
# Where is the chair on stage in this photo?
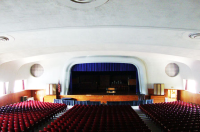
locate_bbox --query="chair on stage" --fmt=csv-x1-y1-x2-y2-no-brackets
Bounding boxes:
62,100,75,106
88,101,101,105
145,99,153,104
54,99,62,104
62,98,75,106
74,101,89,105
107,101,121,105
80,101,90,105
120,101,133,106
133,101,137,106
137,100,145,106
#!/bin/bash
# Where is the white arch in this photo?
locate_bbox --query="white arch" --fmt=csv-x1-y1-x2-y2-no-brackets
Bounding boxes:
61,56,147,95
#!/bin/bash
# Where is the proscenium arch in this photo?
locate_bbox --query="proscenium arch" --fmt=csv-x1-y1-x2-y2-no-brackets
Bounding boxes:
61,56,147,95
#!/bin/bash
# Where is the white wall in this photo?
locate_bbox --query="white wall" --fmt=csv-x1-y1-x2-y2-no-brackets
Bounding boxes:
188,60,200,94
144,58,193,89
0,61,24,94
0,52,198,94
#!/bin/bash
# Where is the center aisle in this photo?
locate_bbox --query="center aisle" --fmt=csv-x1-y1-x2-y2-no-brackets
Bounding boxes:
35,106,73,132
132,106,162,132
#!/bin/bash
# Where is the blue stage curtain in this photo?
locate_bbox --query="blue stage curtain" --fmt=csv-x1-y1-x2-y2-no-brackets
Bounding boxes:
71,63,137,72
68,72,73,95
69,63,139,94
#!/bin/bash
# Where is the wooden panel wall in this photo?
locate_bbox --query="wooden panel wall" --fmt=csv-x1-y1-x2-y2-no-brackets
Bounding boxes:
44,95,57,103
44,95,139,103
148,88,168,103
148,89,154,95
0,90,32,107
31,89,46,101
148,88,168,97
60,95,139,104
179,90,200,105
150,95,165,103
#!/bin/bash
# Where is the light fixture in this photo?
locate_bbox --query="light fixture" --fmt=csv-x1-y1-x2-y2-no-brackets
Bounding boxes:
165,63,179,77
56,0,109,9
30,64,44,77
0,36,9,41
189,33,200,39
71,0,93,3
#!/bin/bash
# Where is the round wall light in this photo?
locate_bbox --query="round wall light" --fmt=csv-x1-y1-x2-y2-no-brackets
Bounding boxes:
165,63,179,77
30,64,44,77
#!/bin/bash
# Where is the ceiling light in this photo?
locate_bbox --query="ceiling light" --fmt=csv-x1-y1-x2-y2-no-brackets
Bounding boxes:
0,36,9,41
189,33,200,39
57,0,108,9
71,0,93,3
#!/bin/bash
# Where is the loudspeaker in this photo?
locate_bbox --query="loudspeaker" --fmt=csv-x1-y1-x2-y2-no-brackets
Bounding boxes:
154,84,164,95
47,84,57,95
21,96,27,102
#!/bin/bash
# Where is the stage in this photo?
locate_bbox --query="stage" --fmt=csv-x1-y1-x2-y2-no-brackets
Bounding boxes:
44,94,139,104
71,89,137,95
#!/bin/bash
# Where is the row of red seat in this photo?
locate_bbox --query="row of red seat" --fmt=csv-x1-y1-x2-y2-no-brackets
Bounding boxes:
0,101,63,113
0,101,67,132
40,105,151,132
139,101,200,132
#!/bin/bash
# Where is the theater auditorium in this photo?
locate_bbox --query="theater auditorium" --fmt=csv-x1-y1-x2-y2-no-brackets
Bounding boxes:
0,0,200,132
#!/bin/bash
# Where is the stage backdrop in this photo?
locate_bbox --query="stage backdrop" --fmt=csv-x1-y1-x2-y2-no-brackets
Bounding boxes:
69,63,139,94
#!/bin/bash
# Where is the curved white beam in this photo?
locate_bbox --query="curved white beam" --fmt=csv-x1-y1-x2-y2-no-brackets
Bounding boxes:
61,56,147,95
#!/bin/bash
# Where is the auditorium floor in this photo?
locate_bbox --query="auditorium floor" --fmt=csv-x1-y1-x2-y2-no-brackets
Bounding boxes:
35,108,70,132
132,106,162,132
35,106,162,132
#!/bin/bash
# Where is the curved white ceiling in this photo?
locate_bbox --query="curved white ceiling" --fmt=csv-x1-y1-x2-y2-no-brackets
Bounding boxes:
0,0,200,63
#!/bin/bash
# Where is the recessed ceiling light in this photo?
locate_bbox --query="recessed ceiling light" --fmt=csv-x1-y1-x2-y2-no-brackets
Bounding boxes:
71,0,93,3
0,36,9,41
0,35,15,42
56,0,109,9
189,33,200,39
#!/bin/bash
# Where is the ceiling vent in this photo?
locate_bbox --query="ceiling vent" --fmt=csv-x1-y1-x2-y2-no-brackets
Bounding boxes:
189,33,200,39
0,36,9,41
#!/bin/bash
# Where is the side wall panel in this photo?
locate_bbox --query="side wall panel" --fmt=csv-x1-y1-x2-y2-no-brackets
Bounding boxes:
0,90,32,107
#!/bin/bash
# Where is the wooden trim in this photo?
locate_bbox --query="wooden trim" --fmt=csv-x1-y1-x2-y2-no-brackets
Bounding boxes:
60,95,139,104
43,95,139,103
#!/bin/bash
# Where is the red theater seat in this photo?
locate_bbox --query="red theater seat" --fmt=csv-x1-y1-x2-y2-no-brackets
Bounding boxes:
40,104,151,132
